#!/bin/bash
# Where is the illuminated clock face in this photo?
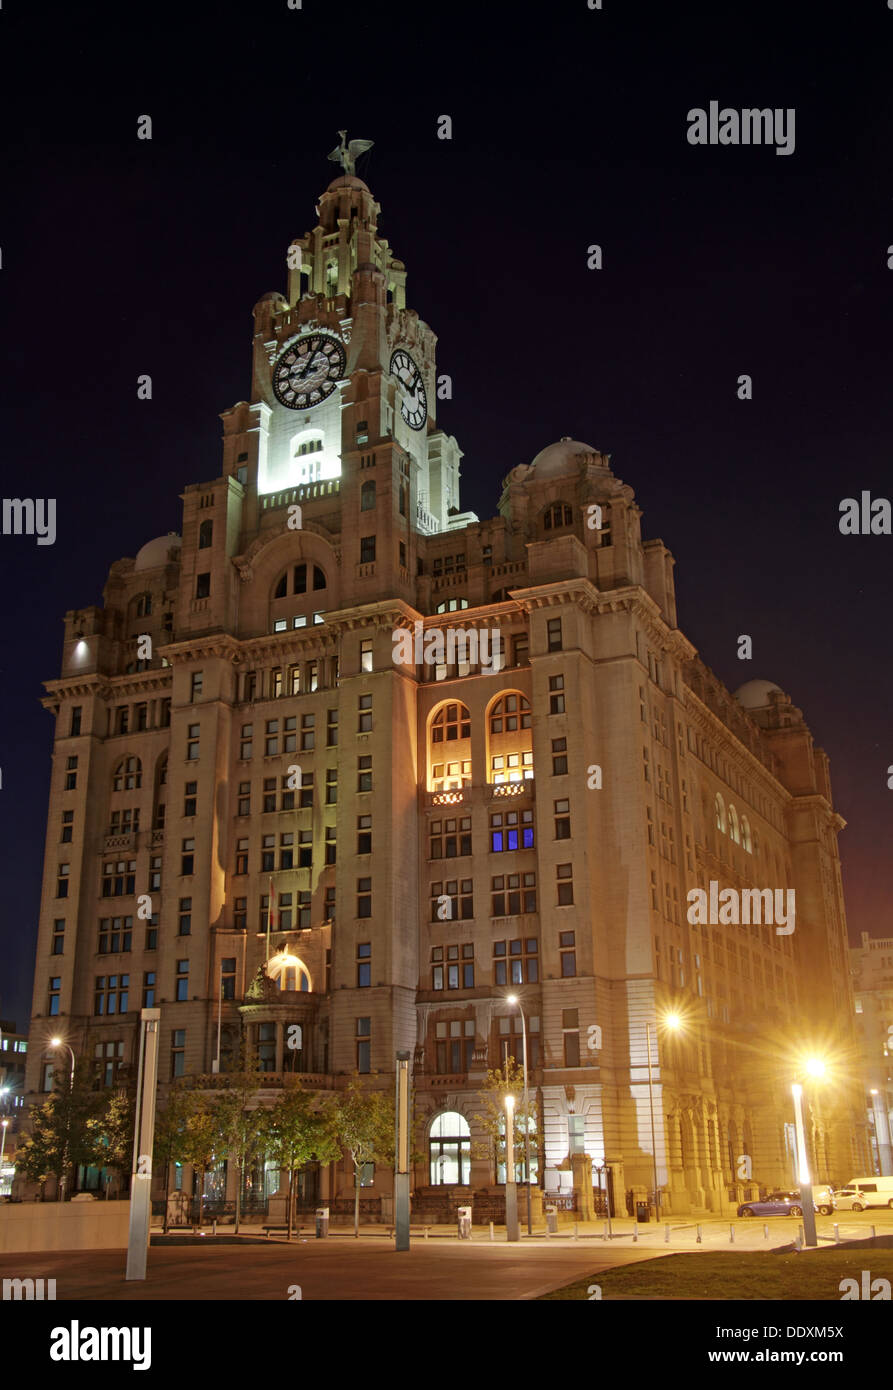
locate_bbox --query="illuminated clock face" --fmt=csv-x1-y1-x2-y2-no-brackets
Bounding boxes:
390,348,427,430
273,333,347,410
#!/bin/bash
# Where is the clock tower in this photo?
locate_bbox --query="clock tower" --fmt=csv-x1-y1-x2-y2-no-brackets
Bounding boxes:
222,139,471,610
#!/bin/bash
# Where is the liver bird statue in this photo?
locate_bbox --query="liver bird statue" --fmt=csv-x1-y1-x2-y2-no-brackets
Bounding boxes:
327,130,374,177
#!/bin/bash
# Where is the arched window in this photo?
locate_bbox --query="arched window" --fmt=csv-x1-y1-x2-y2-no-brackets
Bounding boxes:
267,951,312,993
436,598,469,613
113,756,142,792
293,563,327,594
429,1110,471,1185
198,520,213,549
429,703,472,793
487,693,533,783
542,501,574,531
741,815,753,854
360,480,376,511
130,592,152,618
274,573,287,598
714,793,726,834
728,804,740,844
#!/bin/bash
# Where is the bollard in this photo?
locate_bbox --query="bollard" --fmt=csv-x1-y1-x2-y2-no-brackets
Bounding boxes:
489,1221,494,1242
212,1219,217,1237
632,1222,638,1242
696,1224,702,1244
603,1222,608,1242
763,1223,769,1241
871,1226,877,1240
834,1224,840,1244
729,1224,735,1244
795,1230,803,1251
665,1224,670,1244
573,1222,578,1242
424,1227,429,1240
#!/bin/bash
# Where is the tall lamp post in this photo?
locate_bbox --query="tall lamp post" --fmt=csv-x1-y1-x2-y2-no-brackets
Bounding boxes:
504,1094,519,1241
791,1055,825,1249
49,1038,76,1201
644,1013,681,1220
506,994,532,1235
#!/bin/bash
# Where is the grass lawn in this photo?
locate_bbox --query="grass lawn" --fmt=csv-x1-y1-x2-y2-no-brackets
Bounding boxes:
539,1249,893,1300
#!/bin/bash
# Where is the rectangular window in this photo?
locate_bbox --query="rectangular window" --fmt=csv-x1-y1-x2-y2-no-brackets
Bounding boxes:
240,724,253,760
326,709,338,746
146,919,158,950
429,816,473,859
357,815,372,855
563,1011,581,1069
265,719,280,757
60,809,74,843
64,755,78,790
360,535,376,564
171,1029,186,1079
356,942,371,987
557,863,574,905
360,638,373,672
357,878,372,918
186,723,200,760
489,809,534,853
296,830,312,868
234,897,247,931
183,781,197,817
554,798,571,839
98,915,133,953
178,897,192,935
195,572,210,598
283,715,296,753
181,838,195,876
490,873,537,918
190,672,203,701
94,974,130,1016
358,694,373,732
101,859,136,896
324,886,336,924
300,713,315,751
548,673,565,713
277,831,293,870
271,667,283,699
261,834,275,872
551,737,568,776
48,976,62,1016
430,879,474,922
356,1017,371,1074
70,705,82,736
115,706,129,736
568,1113,585,1150
263,777,277,813
560,929,577,976
176,960,189,1002
547,617,563,651
221,958,236,1001
143,971,157,1008
325,767,338,805
357,755,372,792
52,919,65,955
298,771,314,809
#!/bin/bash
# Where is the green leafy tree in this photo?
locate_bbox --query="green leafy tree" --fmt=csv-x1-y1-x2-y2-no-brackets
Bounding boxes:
214,1050,269,1234
15,1058,105,1199
472,1057,537,1181
175,1092,222,1228
153,1083,198,1231
325,1074,395,1237
261,1078,340,1237
85,1087,136,1196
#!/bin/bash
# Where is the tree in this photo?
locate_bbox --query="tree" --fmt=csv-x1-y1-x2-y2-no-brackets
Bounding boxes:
325,1074,395,1237
15,1058,105,1199
174,1092,222,1228
214,1051,268,1234
473,1057,538,1181
261,1078,340,1238
153,1083,197,1232
85,1087,136,1196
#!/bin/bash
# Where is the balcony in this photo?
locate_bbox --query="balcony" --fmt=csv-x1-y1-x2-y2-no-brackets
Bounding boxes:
103,832,136,853
260,479,341,511
425,778,534,809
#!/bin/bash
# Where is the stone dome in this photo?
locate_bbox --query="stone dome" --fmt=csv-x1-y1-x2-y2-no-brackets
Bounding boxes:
326,175,370,193
734,679,785,710
134,533,182,572
530,437,598,479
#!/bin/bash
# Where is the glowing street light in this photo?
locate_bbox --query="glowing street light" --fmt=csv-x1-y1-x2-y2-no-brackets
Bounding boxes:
791,1055,827,1248
504,1093,519,1242
644,1010,685,1219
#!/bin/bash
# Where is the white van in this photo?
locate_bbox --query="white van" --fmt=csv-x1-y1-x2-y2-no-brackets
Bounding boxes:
832,1176,893,1211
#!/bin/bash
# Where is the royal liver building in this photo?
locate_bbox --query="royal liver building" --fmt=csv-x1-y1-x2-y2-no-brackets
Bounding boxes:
25,138,868,1217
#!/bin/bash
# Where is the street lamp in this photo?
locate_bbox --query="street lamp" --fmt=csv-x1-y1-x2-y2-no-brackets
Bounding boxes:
506,993,532,1235
0,1118,9,1168
644,1012,682,1220
48,1038,76,1201
504,1093,519,1241
791,1055,825,1248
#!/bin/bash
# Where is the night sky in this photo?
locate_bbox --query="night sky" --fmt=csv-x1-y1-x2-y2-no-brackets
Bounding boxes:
2,0,891,1027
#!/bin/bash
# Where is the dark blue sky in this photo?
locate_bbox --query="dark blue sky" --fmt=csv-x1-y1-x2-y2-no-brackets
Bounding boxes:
2,0,892,1025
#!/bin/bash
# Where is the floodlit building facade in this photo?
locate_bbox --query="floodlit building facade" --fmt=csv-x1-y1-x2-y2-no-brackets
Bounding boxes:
850,932,893,1176
22,147,870,1215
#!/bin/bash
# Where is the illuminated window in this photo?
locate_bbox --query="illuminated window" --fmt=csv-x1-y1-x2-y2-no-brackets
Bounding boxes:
487,693,533,783
429,1111,471,1183
489,809,534,852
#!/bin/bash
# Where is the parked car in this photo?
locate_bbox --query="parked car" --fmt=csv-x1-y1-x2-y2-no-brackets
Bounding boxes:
832,1176,893,1211
737,1190,807,1218
813,1185,834,1216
